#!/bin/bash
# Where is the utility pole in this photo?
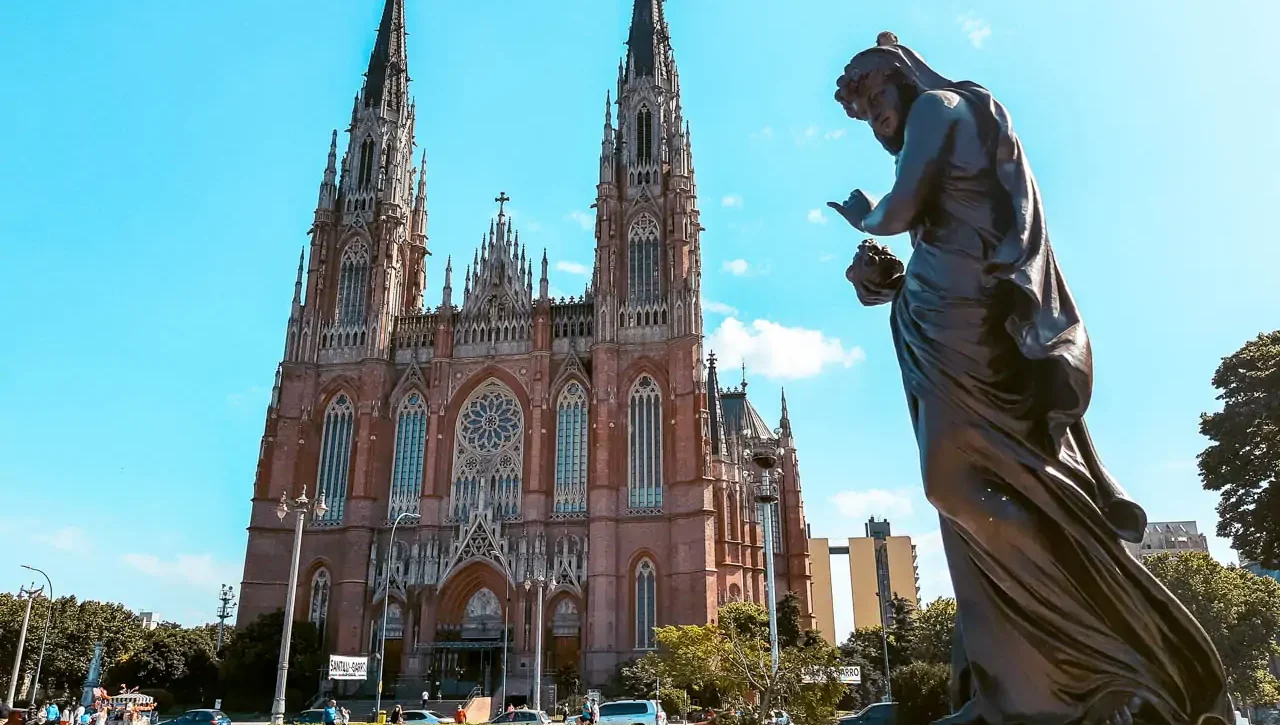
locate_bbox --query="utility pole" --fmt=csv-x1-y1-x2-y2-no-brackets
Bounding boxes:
216,584,237,653
5,583,42,707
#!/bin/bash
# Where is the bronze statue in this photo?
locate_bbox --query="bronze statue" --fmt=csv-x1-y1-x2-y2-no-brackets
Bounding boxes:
831,34,1234,725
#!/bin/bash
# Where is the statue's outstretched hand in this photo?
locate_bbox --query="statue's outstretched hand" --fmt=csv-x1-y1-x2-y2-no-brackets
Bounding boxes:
828,190,873,230
846,238,905,307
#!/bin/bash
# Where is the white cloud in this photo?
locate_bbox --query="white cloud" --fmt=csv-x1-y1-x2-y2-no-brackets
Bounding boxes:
749,126,774,140
818,252,836,263
807,209,828,225
703,299,738,316
721,194,743,208
830,489,915,520
824,128,847,140
722,258,751,276
555,260,589,276
804,125,819,138
564,210,594,231
120,553,240,592
227,386,268,410
958,13,992,48
706,317,865,380
32,525,92,553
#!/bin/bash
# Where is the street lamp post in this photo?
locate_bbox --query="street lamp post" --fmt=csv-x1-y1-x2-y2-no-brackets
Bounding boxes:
523,571,556,713
490,550,511,707
270,487,328,725
376,511,420,717
21,565,53,704
750,444,785,675
5,583,41,707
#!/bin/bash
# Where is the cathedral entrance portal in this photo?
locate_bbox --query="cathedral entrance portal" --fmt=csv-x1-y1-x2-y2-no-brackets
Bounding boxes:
432,586,506,698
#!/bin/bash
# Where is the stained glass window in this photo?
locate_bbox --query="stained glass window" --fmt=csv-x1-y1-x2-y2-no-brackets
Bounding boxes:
337,241,370,325
554,382,588,516
315,393,354,524
308,568,330,640
628,375,662,512
388,392,427,520
627,214,660,305
635,558,657,649
451,379,524,520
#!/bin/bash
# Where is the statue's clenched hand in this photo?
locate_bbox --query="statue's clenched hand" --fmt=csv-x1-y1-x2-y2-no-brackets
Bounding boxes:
845,238,904,307
828,190,874,230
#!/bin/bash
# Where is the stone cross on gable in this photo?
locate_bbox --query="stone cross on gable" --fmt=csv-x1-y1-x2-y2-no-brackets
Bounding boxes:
495,191,511,216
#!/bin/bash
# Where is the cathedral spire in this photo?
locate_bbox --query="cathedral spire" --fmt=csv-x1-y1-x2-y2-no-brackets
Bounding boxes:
442,255,453,308
625,0,669,80
707,351,725,456
317,130,338,210
412,150,428,237
780,387,793,443
292,248,305,309
363,0,409,114
539,249,549,301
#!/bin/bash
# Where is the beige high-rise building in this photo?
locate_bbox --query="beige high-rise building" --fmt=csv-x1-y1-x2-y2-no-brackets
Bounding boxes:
809,518,920,645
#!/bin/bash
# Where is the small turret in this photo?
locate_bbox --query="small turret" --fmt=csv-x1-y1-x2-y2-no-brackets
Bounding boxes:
317,130,339,211
780,388,793,446
411,150,428,238
442,255,453,308
539,249,550,301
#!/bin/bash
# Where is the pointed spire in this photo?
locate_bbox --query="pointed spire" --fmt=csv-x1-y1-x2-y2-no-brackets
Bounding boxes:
412,149,428,237
780,387,793,441
317,130,339,209
442,255,453,307
292,248,305,308
539,249,549,300
707,351,725,456
741,360,748,391
363,0,409,113
625,0,667,79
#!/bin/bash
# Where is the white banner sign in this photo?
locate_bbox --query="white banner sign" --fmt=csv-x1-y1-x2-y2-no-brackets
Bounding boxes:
328,655,369,681
802,666,861,685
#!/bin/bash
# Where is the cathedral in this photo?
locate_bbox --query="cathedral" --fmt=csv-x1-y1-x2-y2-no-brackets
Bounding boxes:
237,0,815,701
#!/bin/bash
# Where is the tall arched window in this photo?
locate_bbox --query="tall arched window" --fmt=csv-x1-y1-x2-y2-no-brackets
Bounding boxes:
388,392,428,519
336,241,370,325
315,393,354,524
635,558,657,650
553,382,589,516
636,106,653,164
358,136,375,189
308,568,331,639
628,375,663,512
627,214,660,305
450,379,524,521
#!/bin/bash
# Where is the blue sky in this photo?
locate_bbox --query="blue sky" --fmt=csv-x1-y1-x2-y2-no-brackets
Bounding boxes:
1,0,1277,640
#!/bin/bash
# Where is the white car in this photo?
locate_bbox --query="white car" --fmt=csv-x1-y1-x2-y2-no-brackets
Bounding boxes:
596,701,667,725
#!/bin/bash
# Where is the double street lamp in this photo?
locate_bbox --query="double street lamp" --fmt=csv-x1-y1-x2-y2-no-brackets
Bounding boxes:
749,444,785,675
375,511,420,717
22,565,53,705
524,571,556,713
270,487,328,725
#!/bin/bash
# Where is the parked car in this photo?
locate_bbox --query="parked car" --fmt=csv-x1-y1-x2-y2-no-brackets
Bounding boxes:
403,712,446,724
597,700,666,725
836,703,896,725
285,711,325,725
490,710,553,725
163,711,231,725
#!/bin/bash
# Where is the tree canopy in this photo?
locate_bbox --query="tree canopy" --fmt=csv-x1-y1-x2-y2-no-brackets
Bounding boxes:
1145,552,1280,705
1199,330,1280,568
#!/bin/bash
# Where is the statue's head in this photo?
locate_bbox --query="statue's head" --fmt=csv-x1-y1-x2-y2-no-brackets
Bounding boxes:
835,32,951,155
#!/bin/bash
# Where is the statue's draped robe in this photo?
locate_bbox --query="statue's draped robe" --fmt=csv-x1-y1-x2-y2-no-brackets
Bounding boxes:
867,68,1234,725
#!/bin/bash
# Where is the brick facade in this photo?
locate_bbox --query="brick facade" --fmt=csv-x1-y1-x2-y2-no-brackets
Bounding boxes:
237,0,814,698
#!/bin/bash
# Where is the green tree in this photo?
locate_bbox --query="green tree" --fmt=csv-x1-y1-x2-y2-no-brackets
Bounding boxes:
1145,551,1280,704
105,625,221,706
837,630,883,709
1199,330,1280,568
911,598,957,665
219,611,324,712
889,662,951,724
883,597,917,670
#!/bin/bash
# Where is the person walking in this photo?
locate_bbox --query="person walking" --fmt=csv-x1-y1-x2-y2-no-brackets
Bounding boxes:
322,701,338,725
390,706,404,725
454,704,466,724
45,702,60,725
421,690,430,709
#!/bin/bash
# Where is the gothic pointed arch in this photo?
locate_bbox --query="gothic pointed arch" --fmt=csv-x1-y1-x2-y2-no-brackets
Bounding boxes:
314,391,355,524
388,390,428,520
552,381,589,518
308,567,331,639
449,378,524,522
336,239,371,324
627,212,661,304
627,374,663,514
633,556,658,650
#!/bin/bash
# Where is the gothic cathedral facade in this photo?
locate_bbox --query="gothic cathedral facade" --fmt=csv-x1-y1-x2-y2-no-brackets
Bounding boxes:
237,0,815,698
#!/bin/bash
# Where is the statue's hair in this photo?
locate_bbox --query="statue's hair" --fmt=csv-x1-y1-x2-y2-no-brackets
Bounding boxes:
834,34,953,119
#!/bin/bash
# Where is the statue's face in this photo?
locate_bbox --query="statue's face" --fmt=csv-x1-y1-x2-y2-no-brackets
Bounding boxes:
840,70,909,155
